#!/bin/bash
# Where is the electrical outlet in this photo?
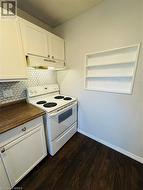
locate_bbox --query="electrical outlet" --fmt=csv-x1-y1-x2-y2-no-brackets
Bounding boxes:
3,89,14,98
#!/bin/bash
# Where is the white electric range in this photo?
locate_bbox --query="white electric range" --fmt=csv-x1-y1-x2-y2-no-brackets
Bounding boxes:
27,84,78,156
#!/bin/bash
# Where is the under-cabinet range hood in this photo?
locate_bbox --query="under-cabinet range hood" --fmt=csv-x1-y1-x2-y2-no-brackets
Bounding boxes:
26,55,65,70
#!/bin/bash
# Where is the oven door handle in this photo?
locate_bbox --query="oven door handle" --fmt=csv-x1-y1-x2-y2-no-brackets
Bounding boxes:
49,101,77,117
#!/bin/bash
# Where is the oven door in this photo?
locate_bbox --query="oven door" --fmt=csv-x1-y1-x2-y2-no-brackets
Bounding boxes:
47,102,77,141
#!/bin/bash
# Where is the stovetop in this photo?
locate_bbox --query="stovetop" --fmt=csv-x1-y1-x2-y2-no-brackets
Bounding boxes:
28,94,77,113
27,84,77,113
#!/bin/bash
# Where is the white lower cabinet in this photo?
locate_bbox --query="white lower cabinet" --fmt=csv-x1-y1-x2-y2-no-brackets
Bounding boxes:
0,157,11,189
0,117,47,189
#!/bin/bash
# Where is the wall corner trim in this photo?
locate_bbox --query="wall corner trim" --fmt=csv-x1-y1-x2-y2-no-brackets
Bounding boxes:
78,129,143,164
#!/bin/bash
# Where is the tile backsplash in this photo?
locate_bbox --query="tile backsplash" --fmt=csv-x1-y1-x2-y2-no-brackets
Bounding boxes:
0,81,27,104
0,68,57,104
27,67,57,87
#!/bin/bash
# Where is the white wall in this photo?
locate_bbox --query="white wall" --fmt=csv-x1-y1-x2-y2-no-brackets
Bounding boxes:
54,0,143,159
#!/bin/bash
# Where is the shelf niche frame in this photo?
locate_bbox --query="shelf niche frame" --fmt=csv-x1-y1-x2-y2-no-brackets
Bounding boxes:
84,43,141,94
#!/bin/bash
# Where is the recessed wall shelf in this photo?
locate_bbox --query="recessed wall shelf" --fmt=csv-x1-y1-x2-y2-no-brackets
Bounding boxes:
84,44,141,94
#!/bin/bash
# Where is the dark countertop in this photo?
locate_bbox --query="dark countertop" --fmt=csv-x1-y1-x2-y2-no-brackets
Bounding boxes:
0,100,45,134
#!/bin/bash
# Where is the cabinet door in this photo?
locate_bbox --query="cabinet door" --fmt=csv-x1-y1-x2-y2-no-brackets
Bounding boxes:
1,125,47,188
0,18,27,80
0,157,11,190
20,19,48,57
50,34,65,61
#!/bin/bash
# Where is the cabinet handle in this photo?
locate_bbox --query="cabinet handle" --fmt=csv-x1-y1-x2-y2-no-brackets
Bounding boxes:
22,127,26,132
47,60,56,63
48,55,50,58
44,58,56,63
44,59,49,62
1,148,5,153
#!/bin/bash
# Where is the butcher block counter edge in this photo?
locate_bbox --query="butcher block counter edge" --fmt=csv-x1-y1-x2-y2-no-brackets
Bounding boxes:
0,100,45,134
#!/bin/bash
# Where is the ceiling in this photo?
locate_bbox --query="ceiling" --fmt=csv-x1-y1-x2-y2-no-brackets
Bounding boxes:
17,0,103,27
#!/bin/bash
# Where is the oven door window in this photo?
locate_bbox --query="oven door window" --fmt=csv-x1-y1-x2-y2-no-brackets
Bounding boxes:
58,109,73,123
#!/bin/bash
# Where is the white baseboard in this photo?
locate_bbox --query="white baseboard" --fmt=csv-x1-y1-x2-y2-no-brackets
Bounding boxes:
78,129,143,164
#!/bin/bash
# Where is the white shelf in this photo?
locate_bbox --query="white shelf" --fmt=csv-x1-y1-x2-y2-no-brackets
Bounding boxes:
86,75,133,78
85,44,141,94
86,60,134,67
84,87,132,94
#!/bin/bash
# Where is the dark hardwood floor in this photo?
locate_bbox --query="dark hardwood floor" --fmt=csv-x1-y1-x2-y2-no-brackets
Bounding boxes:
14,133,143,190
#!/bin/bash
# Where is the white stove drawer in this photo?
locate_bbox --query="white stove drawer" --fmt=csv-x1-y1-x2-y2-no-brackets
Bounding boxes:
45,103,77,141
48,122,77,156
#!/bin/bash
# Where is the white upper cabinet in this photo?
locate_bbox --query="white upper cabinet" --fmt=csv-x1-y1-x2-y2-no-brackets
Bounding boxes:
20,19,65,69
0,18,27,81
49,33,65,61
20,19,48,57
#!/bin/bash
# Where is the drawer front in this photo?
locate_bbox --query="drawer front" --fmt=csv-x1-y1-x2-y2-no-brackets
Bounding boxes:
48,122,77,156
0,117,43,147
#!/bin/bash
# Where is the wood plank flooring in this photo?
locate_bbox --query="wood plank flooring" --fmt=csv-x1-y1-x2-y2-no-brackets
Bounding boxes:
15,133,143,190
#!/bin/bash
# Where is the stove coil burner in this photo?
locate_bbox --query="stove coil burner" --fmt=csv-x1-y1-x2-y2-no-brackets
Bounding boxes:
37,101,47,104
64,97,72,101
43,102,57,108
54,96,64,99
